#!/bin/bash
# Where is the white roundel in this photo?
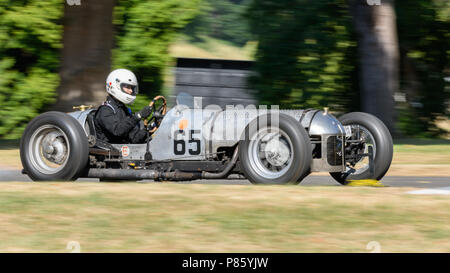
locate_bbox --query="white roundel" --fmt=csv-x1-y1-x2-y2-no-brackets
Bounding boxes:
106,69,139,104
121,146,130,157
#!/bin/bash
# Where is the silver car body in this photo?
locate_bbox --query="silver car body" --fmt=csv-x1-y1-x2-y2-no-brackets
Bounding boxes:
69,104,346,173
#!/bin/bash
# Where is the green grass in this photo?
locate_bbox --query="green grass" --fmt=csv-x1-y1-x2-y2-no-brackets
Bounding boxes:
169,34,256,60
394,138,450,146
393,138,450,165
0,183,449,252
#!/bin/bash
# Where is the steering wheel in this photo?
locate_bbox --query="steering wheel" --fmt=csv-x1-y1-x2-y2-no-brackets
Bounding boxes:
145,95,167,134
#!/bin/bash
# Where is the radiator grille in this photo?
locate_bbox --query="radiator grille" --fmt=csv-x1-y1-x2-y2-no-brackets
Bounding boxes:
327,136,343,166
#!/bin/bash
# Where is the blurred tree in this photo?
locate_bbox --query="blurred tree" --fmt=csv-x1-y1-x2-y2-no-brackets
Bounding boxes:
54,0,115,111
0,0,63,139
349,0,399,134
183,0,252,46
248,0,448,137
56,0,200,112
113,0,201,111
247,0,358,112
395,0,449,137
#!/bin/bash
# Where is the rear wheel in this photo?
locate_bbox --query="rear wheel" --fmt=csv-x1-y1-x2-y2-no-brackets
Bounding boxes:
20,112,89,181
330,112,393,185
239,114,311,184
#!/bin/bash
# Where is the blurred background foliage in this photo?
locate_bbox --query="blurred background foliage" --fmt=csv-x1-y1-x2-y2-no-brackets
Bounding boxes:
0,0,63,139
112,0,200,111
0,0,448,139
395,0,450,137
182,0,253,47
246,0,359,112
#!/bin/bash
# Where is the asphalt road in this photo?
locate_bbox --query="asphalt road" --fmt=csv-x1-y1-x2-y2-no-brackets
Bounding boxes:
1,169,449,188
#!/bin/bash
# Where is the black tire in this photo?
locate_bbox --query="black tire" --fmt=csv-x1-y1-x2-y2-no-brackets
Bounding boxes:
330,112,393,185
20,111,89,181
239,114,312,185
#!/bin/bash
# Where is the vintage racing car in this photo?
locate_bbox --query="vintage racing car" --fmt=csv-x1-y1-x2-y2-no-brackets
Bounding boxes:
20,94,393,184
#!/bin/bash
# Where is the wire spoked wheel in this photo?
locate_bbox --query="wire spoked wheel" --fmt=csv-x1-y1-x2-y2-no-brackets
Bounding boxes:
344,124,376,176
330,112,393,185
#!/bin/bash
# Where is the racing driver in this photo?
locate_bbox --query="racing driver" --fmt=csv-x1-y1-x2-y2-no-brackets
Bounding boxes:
94,69,152,144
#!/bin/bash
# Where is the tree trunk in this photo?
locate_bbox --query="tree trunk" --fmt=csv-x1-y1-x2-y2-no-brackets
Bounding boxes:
349,0,399,134
53,0,115,111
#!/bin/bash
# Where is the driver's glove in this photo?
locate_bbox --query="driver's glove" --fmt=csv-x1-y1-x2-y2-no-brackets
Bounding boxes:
135,106,152,120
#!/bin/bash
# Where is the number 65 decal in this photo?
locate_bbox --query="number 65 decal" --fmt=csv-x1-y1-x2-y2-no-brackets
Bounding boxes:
174,129,201,155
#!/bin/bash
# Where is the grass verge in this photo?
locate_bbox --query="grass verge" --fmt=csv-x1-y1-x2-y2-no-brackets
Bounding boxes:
0,182,448,252
169,34,256,60
385,139,450,176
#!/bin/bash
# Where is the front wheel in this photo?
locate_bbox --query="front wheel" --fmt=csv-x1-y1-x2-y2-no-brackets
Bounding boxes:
20,112,89,181
330,112,393,185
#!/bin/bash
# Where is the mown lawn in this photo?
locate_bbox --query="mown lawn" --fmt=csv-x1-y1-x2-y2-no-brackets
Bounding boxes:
0,182,449,252
393,139,450,164
385,139,450,176
169,34,256,60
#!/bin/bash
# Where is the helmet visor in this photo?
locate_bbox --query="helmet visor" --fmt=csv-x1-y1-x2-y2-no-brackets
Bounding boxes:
120,83,138,96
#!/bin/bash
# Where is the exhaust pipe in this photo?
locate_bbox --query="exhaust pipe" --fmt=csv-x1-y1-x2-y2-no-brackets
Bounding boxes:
87,169,201,181
87,147,239,181
202,147,239,179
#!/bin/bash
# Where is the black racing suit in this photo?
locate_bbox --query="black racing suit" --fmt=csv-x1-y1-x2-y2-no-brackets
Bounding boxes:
94,96,148,144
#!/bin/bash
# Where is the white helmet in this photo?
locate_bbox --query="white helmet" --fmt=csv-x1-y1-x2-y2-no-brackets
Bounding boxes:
105,69,139,104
